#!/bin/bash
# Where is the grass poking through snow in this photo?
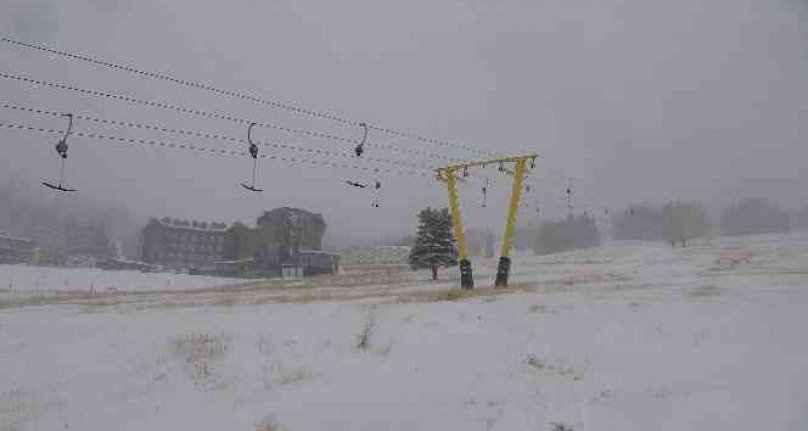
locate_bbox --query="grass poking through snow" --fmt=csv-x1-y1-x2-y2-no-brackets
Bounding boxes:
688,284,722,297
253,416,282,431
356,317,375,351
169,332,231,389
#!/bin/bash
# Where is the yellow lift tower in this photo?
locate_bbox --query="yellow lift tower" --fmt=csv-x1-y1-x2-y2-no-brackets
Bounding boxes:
436,154,537,288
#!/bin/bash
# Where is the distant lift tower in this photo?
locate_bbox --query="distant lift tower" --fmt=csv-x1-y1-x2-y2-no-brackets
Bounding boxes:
436,154,537,289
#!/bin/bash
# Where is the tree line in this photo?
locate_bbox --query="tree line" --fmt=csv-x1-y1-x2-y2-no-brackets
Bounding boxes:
0,180,137,261
407,197,805,277
613,197,794,244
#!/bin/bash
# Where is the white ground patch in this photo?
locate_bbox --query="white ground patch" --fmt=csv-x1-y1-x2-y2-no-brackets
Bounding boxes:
1,232,807,430
0,264,241,295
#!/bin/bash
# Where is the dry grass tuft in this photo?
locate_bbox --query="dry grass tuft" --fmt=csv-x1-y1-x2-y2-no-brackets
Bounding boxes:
442,289,469,301
356,318,375,351
254,416,281,431
688,284,722,297
271,362,312,385
528,304,556,314
171,333,230,364
524,354,581,378
524,353,546,370
170,332,231,387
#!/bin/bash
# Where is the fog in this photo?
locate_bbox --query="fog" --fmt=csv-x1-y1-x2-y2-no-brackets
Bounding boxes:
1,0,807,247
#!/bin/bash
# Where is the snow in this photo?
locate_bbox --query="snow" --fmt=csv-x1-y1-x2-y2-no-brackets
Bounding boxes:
1,232,808,430
0,264,242,295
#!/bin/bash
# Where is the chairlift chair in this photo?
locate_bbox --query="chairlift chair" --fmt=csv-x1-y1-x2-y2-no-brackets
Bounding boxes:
241,122,263,192
354,122,368,157
481,177,489,207
344,177,382,207
372,179,381,208
345,180,367,189
42,113,77,192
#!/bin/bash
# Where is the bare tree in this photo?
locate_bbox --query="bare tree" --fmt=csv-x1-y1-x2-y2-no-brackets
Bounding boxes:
661,202,709,247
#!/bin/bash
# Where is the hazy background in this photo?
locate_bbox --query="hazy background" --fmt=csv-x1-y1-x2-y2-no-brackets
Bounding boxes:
1,0,807,247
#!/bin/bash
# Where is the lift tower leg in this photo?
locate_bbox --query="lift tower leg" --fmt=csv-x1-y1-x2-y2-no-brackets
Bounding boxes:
437,154,536,289
440,168,474,289
495,158,527,287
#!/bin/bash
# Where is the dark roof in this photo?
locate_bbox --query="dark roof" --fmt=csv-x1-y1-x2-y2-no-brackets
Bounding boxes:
150,218,228,232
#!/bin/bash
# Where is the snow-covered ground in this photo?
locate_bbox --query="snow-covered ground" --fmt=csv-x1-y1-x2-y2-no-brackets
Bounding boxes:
2,232,808,430
0,264,242,296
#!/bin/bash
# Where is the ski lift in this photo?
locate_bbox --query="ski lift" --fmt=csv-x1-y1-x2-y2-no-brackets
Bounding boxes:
498,162,505,172
524,169,532,193
372,179,381,208
530,156,536,169
345,180,367,189
241,122,263,192
354,122,368,157
43,113,77,192
481,177,489,207
462,167,469,178
566,179,573,210
344,177,382,207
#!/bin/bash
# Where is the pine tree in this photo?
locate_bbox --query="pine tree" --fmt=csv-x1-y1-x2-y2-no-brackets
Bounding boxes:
408,207,457,280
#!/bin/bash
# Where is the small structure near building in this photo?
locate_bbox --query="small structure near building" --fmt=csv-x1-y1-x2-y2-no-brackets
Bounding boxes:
340,245,411,266
206,258,254,278
297,249,339,277
339,245,411,275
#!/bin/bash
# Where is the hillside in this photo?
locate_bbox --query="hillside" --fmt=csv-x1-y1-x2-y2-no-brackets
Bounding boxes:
1,232,807,430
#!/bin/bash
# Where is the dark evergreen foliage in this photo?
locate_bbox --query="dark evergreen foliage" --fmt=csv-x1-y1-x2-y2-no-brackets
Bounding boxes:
408,207,458,279
721,198,789,236
532,213,600,255
611,205,664,241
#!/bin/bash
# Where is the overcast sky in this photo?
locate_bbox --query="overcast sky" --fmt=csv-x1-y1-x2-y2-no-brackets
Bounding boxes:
1,0,807,246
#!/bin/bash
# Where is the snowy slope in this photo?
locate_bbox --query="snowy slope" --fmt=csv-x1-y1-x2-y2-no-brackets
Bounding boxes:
0,264,242,295
1,232,807,430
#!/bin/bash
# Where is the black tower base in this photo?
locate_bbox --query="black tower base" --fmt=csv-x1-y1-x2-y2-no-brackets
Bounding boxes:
459,259,474,289
494,256,511,287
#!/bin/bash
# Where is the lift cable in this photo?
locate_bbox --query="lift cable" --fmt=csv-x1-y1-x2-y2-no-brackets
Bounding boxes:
526,166,604,212
0,102,439,172
1,37,497,158
0,120,434,178
0,71,469,164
